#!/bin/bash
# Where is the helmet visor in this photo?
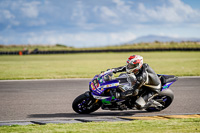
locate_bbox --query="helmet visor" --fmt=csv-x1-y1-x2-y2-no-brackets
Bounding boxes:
127,63,139,69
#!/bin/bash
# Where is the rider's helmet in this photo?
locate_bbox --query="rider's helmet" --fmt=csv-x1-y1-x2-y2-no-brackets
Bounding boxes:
126,55,143,74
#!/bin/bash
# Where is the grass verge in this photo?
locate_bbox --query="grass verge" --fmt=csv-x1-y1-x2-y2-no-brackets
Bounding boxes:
0,51,200,80
0,42,200,52
0,118,200,133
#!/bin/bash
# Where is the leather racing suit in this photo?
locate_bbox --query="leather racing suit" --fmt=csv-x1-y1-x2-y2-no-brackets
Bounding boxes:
113,63,161,108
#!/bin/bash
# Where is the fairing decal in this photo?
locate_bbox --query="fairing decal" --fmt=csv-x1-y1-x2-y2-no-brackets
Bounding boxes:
162,81,175,91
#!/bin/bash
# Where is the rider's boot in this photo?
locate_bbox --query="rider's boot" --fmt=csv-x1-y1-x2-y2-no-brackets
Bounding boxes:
135,91,158,109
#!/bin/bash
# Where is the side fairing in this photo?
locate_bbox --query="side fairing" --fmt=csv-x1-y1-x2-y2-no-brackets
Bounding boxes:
91,80,119,95
162,81,175,91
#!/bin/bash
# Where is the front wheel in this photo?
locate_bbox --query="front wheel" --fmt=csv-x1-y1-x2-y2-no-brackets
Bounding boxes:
146,89,174,112
72,93,102,114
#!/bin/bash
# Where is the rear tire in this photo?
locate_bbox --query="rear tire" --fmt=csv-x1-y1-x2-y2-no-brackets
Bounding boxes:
146,89,174,112
72,93,102,114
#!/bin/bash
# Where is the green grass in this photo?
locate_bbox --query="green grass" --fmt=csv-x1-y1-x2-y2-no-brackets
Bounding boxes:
0,52,200,80
104,41,200,49
0,44,74,52
0,42,200,52
0,118,200,133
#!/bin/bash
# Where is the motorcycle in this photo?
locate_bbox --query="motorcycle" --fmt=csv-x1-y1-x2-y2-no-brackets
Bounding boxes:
72,69,178,114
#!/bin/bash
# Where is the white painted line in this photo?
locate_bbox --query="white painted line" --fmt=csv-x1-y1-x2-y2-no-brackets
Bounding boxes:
178,76,200,79
0,78,92,82
0,76,199,82
0,118,74,123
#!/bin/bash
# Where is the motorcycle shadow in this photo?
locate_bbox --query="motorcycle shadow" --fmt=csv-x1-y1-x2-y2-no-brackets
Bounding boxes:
28,110,152,119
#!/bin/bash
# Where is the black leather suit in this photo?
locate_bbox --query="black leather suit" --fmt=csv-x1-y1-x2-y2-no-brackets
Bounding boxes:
114,63,161,97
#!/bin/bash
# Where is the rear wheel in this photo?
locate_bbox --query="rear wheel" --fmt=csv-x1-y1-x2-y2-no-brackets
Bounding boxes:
146,89,174,112
72,93,102,114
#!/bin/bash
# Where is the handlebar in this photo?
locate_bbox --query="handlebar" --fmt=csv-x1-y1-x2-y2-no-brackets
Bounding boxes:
99,69,114,77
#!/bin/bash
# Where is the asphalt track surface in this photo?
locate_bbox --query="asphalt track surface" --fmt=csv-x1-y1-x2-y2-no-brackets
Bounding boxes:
0,77,200,122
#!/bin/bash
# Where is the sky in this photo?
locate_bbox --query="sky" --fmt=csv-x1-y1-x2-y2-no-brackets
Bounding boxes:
0,0,200,47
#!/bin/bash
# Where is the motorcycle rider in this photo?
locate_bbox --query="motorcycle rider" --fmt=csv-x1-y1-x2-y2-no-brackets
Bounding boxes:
112,55,161,109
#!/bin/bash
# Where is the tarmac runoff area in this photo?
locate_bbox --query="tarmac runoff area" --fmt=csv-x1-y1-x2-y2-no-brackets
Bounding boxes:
0,114,200,126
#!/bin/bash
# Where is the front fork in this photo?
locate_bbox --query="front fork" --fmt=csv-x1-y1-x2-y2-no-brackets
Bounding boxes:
84,91,100,109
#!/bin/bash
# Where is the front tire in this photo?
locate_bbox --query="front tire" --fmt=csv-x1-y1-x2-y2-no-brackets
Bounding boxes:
72,93,102,114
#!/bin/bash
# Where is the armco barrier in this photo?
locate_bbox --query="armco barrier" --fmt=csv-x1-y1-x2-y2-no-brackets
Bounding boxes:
0,48,200,55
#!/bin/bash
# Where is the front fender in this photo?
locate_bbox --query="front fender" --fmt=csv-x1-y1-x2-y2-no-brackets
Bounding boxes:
84,91,91,97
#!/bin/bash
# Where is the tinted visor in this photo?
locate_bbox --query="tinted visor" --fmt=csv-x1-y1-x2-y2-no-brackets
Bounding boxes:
127,63,139,69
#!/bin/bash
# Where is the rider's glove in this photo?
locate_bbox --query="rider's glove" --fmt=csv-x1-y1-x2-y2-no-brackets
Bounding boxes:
112,69,117,74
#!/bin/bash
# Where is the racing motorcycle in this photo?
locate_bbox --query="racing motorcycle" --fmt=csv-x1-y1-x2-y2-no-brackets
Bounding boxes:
72,69,178,114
